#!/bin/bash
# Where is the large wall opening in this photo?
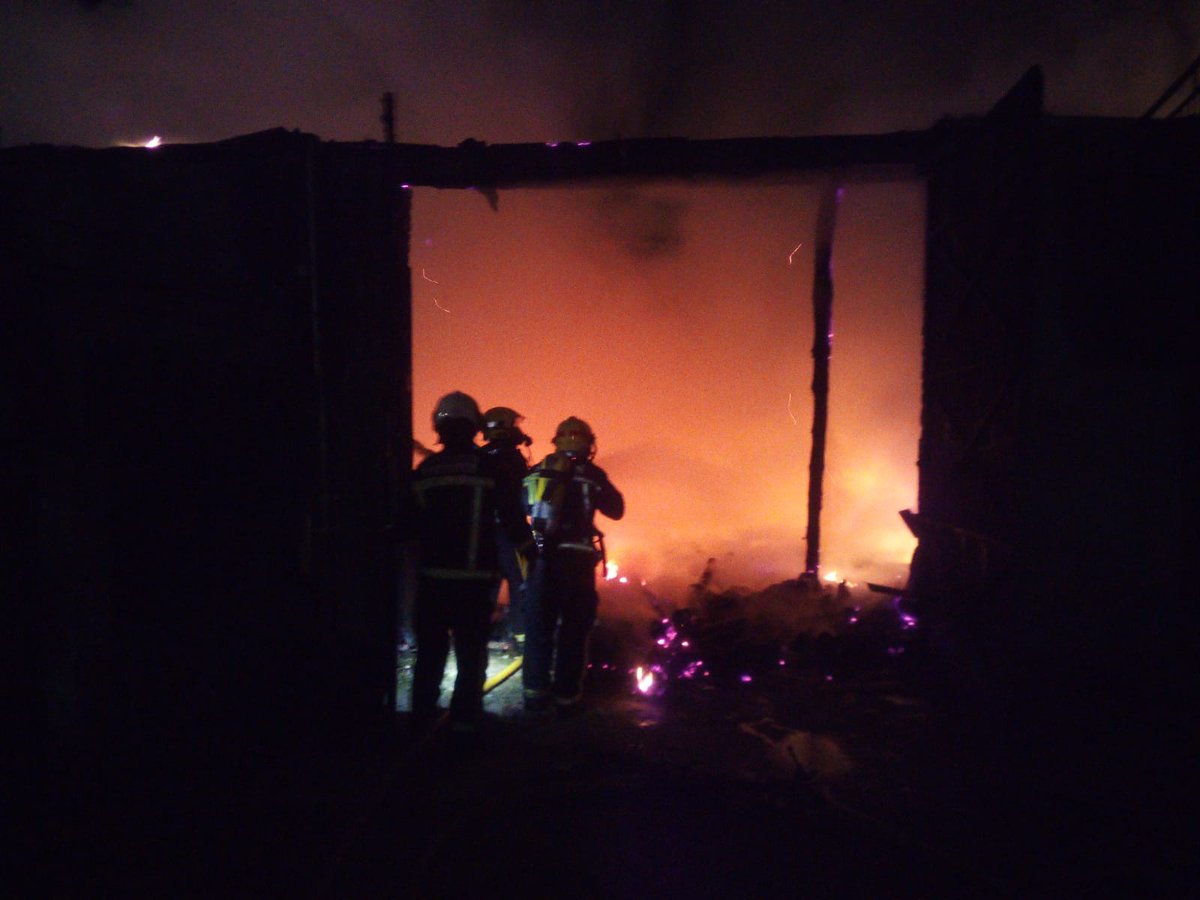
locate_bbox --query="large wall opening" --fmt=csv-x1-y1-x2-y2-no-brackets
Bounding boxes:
410,178,925,607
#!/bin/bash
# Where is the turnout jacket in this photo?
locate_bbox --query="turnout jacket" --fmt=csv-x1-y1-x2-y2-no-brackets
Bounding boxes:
413,441,532,580
481,439,530,486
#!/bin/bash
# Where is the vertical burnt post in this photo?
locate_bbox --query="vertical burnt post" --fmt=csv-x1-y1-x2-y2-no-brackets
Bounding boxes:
804,181,842,577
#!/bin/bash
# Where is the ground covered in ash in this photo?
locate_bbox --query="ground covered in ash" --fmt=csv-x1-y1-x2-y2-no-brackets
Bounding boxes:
334,668,979,899
31,579,1132,897
328,579,1027,898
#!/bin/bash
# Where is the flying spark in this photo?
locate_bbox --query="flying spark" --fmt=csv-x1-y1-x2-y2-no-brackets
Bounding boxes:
787,392,799,425
787,242,803,265
422,269,450,312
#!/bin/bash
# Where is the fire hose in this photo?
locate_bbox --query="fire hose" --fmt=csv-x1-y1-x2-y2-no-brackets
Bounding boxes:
483,655,522,693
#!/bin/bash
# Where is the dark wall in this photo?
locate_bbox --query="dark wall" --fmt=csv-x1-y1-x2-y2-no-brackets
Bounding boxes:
916,96,1193,876
309,142,413,717
1,131,410,794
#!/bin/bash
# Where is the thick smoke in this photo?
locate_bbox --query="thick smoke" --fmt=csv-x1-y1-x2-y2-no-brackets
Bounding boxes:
411,179,925,614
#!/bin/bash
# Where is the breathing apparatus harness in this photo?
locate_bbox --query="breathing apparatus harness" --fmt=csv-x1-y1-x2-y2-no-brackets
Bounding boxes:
524,449,606,566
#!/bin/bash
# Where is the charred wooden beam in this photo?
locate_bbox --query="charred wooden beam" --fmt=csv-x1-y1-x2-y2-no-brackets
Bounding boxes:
334,130,932,190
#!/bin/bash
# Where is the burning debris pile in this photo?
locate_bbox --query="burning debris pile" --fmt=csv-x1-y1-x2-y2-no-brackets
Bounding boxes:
592,559,920,697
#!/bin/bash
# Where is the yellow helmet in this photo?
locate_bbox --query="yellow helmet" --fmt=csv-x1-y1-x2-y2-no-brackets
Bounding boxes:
482,406,524,442
553,416,595,458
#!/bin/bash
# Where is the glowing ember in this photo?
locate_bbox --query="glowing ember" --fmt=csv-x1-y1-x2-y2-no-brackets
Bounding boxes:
892,596,918,629
605,561,619,581
635,666,655,694
655,621,679,648
679,660,704,679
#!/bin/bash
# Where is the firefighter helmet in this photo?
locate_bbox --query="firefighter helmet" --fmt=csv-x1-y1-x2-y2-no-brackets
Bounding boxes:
432,391,481,433
553,416,595,458
482,406,525,442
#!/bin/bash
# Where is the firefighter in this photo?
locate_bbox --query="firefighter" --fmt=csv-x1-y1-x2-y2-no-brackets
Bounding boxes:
410,391,534,736
522,416,624,715
480,406,534,648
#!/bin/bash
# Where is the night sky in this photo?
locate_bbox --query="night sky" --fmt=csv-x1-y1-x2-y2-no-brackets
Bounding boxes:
5,1,1196,598
4,1,1195,147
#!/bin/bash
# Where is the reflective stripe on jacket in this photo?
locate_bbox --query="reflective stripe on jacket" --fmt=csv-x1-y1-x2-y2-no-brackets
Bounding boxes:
413,453,498,579
413,443,533,581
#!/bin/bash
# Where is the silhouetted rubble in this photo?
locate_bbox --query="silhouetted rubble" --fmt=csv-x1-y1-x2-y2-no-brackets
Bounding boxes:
594,560,922,697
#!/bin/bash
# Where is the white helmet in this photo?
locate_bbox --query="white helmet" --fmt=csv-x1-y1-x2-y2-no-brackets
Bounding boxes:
432,391,481,433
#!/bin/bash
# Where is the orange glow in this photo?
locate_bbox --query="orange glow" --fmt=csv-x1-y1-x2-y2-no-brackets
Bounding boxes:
412,181,923,603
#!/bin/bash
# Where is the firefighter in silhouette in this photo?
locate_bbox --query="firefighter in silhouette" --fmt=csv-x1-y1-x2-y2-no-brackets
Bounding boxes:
522,416,624,714
410,392,534,735
480,406,534,648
